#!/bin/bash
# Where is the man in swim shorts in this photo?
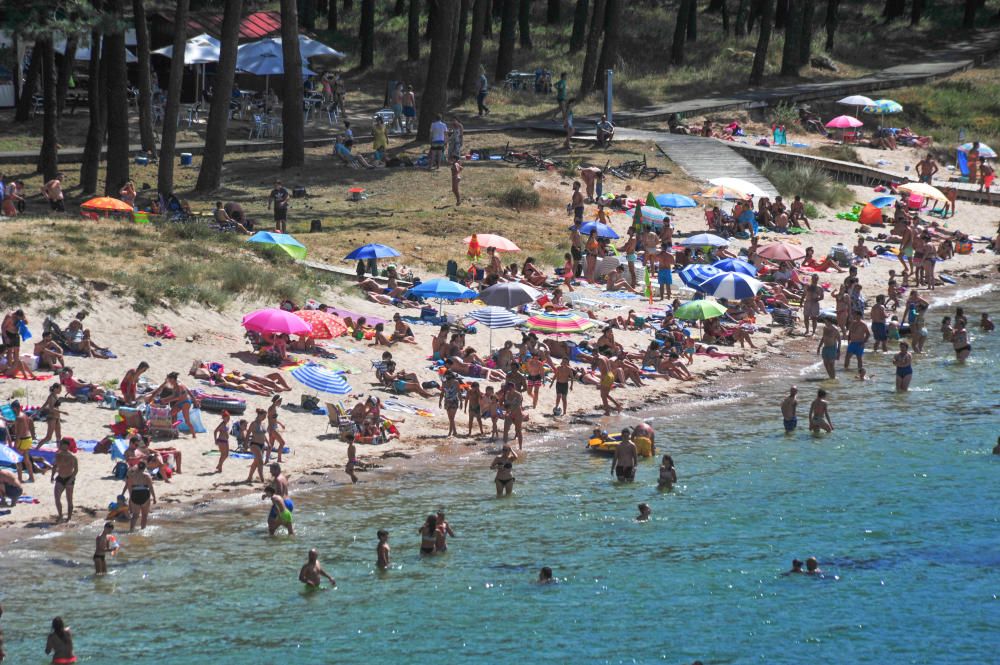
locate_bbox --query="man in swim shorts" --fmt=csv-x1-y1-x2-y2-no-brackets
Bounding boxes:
610,427,638,482
816,322,841,380
299,548,336,588
11,401,36,482
269,463,289,497
264,486,294,536
93,522,115,575
844,313,870,373
870,295,889,352
780,385,798,433
552,358,573,417
808,389,833,433
570,181,584,223
656,245,675,300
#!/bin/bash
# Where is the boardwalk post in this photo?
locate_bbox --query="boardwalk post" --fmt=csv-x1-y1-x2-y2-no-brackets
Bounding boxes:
605,69,614,123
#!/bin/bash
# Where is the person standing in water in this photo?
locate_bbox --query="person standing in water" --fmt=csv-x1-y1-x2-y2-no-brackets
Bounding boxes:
45,616,75,665
893,341,914,392
345,439,359,484
264,486,294,536
658,454,677,489
780,385,799,433
377,530,391,570
298,548,336,588
51,438,78,522
808,389,833,434
435,510,455,552
418,515,438,555
952,319,972,362
610,428,638,482
816,321,841,380
636,503,651,521
93,522,115,575
125,461,156,532
843,313,871,374
491,445,518,497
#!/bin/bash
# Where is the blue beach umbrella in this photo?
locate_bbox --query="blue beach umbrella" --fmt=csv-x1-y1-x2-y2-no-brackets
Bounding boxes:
957,142,997,158
678,265,723,290
628,206,669,229
578,221,620,239
862,99,903,115
697,271,764,300
869,195,898,208
406,278,477,301
712,258,758,277
344,243,401,261
0,444,23,466
290,363,353,395
654,193,697,208
248,231,307,259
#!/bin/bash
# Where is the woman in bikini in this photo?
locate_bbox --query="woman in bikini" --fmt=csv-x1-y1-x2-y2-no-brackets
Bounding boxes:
266,396,286,463
893,341,914,392
45,616,76,665
501,384,525,449
35,383,64,445
419,514,438,555
149,372,197,438
490,445,518,497
445,357,506,382
213,410,231,473
125,461,156,531
952,320,972,362
390,314,417,344
245,409,268,484
439,372,461,437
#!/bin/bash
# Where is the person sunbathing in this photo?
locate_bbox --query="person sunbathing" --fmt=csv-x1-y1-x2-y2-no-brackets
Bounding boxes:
595,328,625,357
59,368,105,400
658,352,695,381
612,356,645,387
33,332,64,370
605,266,638,293
231,369,291,393
521,258,547,287
381,361,435,398
190,366,272,396
802,247,845,273
444,357,506,382
704,318,756,349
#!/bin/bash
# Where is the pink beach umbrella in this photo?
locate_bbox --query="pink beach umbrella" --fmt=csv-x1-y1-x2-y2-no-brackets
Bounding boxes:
464,234,521,252
825,115,863,129
242,308,312,335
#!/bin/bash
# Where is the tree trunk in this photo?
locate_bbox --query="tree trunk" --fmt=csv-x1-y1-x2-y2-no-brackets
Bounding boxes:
281,0,305,169
883,0,904,22
55,36,76,118
519,0,532,48
462,0,489,97
14,40,42,122
708,0,724,10
133,0,157,155
580,0,605,91
569,0,589,52
38,39,59,180
359,0,376,69
547,0,560,23
105,0,131,196
593,0,620,90
328,0,338,30
157,0,189,196
448,0,470,88
495,0,518,80
798,0,814,66
774,0,787,29
195,0,243,193
80,29,104,195
300,0,317,29
687,0,698,42
344,0,354,9
962,0,976,28
418,0,457,141
780,0,802,75
824,0,838,50
721,0,730,33
735,0,748,36
394,0,406,15
408,0,421,60
748,0,774,85
910,0,924,26
670,0,692,65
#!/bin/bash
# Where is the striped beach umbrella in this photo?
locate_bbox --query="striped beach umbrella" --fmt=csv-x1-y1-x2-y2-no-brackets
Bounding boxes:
957,142,997,158
523,311,595,334
290,363,352,395
697,271,764,300
712,258,758,277
468,306,525,350
679,265,723,289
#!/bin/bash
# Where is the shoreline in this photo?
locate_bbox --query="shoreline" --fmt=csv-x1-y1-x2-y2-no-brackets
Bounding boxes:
2,265,993,550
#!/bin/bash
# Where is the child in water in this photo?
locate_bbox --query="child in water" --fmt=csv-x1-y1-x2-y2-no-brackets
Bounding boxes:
658,454,677,489
377,530,391,570
636,503,651,521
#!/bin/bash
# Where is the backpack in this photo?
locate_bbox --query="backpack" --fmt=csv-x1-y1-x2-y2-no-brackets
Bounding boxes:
112,461,129,480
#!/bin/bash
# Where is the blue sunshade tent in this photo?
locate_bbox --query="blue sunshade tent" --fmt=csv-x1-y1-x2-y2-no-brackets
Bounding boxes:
712,258,758,277
654,193,697,208
578,221,620,239
291,363,352,395
248,231,307,259
407,279,476,301
344,243,401,261
697,271,764,300
679,265,723,289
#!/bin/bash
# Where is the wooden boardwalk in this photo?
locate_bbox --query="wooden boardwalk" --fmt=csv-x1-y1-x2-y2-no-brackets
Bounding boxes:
654,133,779,197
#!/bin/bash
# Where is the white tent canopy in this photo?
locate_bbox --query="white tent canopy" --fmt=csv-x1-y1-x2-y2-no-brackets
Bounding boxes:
152,33,221,64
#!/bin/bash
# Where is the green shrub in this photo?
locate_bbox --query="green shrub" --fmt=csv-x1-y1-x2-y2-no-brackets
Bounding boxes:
491,185,541,211
761,161,853,208
769,102,799,128
815,144,861,163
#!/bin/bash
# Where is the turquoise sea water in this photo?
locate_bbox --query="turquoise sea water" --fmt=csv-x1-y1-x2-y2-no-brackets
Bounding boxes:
1,289,998,664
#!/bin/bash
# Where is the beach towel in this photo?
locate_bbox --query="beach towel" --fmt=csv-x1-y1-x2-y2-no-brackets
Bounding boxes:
603,291,642,300
176,408,208,434
17,495,40,505
65,348,117,359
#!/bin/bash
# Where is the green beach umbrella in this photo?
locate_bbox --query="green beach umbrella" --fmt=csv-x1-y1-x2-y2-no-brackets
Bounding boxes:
645,192,662,210
247,231,307,260
674,299,728,321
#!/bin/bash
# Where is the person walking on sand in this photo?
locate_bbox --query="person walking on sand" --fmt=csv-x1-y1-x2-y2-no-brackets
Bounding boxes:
451,159,463,206
979,157,995,203
376,530,391,570
428,114,448,170
491,445,518,497
125,461,156,531
781,385,798,434
610,427,638,482
267,180,290,234
299,548,336,588
41,174,65,213
552,357,573,417
213,410,231,473
563,98,575,150
816,321,841,380
402,85,417,134
844,313,870,374
93,522,116,575
467,382,485,436
808,389,833,434
555,72,568,119
893,341,914,391
45,617,75,665
51,438,78,522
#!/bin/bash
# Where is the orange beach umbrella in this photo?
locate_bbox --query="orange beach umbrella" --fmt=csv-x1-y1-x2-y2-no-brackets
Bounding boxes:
80,197,133,213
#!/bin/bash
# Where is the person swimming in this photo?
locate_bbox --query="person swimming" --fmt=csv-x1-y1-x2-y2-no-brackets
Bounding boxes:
636,503,651,521
538,566,556,584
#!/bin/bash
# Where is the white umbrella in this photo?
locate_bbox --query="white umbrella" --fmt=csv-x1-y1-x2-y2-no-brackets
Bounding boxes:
278,34,346,60
837,94,876,117
478,283,542,309
55,37,137,63
679,233,729,248
152,33,221,64
707,177,769,199
467,306,524,350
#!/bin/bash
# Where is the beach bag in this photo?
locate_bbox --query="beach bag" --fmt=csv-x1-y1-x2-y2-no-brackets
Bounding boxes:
300,394,320,411
112,461,128,480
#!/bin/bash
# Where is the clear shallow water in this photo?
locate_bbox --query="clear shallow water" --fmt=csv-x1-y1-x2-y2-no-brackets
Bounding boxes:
1,291,998,664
